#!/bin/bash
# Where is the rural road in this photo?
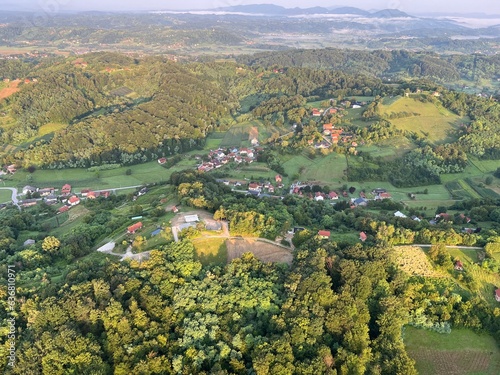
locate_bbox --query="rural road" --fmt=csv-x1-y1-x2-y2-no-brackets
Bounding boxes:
0,187,20,208
397,244,483,250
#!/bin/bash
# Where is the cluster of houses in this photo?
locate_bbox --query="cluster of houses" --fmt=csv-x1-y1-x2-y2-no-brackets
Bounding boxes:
247,174,285,196
0,164,17,176
197,147,258,173
18,183,111,213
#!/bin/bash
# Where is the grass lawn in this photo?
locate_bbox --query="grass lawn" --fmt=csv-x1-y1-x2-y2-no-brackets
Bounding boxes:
404,327,500,375
379,97,465,144
0,189,12,203
192,237,228,266
357,136,416,159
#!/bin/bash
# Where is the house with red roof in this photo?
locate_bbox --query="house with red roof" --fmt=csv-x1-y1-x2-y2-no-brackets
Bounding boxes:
61,184,72,195
275,174,282,183
454,260,464,271
68,195,80,206
158,157,167,164
328,191,339,200
318,230,330,239
323,123,333,130
312,109,321,117
127,222,143,234
359,232,367,242
58,205,69,214
495,288,500,302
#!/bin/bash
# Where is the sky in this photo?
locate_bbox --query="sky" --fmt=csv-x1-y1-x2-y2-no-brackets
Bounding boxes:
2,0,500,15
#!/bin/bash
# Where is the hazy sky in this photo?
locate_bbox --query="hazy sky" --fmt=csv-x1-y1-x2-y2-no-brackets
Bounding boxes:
3,0,500,14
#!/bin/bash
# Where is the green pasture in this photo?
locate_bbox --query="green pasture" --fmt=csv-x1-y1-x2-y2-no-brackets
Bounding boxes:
282,153,348,185
379,97,465,143
358,136,416,159
404,327,500,375
3,160,198,191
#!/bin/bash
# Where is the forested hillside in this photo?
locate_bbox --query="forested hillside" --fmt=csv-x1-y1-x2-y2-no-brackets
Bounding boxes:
237,49,500,83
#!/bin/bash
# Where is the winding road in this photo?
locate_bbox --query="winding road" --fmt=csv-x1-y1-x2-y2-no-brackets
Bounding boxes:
0,187,20,209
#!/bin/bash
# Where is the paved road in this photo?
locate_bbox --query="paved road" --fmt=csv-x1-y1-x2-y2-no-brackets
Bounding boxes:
0,187,20,209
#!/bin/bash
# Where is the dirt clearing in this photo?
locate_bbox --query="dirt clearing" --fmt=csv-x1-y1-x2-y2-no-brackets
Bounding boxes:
0,79,21,100
226,238,293,265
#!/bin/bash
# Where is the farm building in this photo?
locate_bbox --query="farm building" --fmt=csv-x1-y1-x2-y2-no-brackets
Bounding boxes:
23,239,35,247
318,230,330,239
127,222,143,234
184,215,199,223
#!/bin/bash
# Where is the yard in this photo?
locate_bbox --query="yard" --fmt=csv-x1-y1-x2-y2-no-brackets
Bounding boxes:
404,327,500,375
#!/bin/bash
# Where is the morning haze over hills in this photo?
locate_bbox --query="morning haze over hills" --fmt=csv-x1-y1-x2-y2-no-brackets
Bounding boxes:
1,1,500,375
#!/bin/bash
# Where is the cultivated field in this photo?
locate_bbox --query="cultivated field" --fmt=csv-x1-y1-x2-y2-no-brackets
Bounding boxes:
226,238,293,265
405,327,500,375
380,97,464,143
391,246,445,277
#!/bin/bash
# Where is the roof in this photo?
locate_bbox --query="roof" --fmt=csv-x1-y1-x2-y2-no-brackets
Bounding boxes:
496,289,500,297
58,205,69,213
323,123,333,130
128,222,143,232
184,214,199,223
359,232,367,241
318,230,331,237
68,196,80,204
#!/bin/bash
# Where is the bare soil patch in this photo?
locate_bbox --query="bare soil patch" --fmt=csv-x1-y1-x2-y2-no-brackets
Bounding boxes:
0,79,20,100
226,238,293,265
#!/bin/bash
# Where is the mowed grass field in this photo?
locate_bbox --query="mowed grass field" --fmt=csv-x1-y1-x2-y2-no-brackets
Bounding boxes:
380,97,465,143
405,327,500,375
192,237,228,266
282,153,348,185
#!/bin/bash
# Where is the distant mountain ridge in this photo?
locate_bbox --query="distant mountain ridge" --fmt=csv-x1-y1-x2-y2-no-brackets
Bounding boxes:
212,4,413,18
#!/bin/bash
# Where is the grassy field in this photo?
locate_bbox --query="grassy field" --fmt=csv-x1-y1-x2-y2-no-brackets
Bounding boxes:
282,152,348,185
379,97,465,143
3,159,199,191
404,327,500,375
0,189,12,203
357,136,416,159
192,237,228,266
448,247,500,306
392,246,446,277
